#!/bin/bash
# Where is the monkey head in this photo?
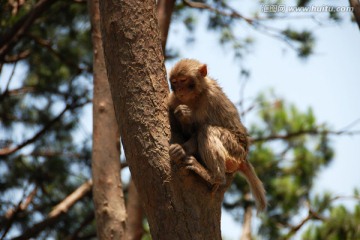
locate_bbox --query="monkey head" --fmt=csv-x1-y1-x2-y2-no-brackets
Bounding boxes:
169,59,208,105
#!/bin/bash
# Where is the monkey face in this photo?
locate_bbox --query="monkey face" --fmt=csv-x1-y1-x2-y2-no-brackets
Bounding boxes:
170,76,197,104
169,59,208,104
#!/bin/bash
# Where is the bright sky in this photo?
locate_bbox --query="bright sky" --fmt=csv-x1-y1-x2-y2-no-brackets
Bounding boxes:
165,0,360,239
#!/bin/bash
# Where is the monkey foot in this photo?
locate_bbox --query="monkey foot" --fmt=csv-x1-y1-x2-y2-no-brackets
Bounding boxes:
184,156,213,184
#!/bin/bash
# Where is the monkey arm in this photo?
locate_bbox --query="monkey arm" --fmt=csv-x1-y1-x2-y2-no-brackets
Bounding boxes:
169,108,187,145
182,135,197,156
174,104,194,138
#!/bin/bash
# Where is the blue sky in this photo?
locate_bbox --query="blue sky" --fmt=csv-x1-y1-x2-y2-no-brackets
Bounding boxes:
165,1,360,238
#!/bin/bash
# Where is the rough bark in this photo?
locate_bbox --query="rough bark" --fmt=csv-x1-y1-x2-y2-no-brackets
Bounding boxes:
126,180,144,240
124,2,176,238
156,0,176,52
350,0,360,29
99,1,232,239
89,0,127,238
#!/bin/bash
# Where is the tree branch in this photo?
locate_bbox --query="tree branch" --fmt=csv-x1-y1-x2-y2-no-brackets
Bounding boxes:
240,193,253,240
156,0,176,53
350,0,360,29
12,180,93,240
0,0,58,61
2,61,17,95
0,100,90,156
0,106,67,156
183,0,252,23
27,34,91,73
330,195,360,201
251,128,360,143
1,186,38,240
65,212,95,240
3,49,31,63
284,204,325,239
182,0,315,54
284,194,360,239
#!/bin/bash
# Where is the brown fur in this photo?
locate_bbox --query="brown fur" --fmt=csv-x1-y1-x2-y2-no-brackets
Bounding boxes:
168,59,266,211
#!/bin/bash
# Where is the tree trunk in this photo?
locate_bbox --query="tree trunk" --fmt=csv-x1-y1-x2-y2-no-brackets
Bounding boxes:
240,194,253,240
124,2,175,238
126,180,144,240
89,0,127,238
99,1,232,239
156,0,176,52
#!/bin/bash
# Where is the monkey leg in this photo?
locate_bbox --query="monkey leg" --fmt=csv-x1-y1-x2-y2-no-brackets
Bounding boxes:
218,128,247,173
197,125,229,187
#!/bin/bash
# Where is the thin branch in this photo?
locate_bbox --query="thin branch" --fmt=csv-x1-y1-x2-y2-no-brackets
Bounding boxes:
251,128,360,143
48,179,92,222
30,150,83,158
0,0,58,61
27,34,90,73
65,212,95,240
339,118,360,132
285,194,360,239
0,86,35,99
0,106,68,156
330,195,360,201
0,100,90,156
3,49,31,63
238,77,249,118
182,0,312,54
4,187,38,220
285,202,325,239
11,180,93,240
3,61,17,95
1,186,38,240
183,0,252,23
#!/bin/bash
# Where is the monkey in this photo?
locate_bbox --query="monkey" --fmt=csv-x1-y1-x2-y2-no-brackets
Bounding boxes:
168,59,266,211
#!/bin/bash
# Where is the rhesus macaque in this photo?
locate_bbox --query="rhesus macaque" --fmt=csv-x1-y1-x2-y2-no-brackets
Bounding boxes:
168,59,266,211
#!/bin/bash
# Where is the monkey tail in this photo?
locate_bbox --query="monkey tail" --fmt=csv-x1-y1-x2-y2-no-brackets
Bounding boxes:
239,161,267,212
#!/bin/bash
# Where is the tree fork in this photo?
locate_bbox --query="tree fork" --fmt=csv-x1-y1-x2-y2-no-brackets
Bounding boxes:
99,1,231,239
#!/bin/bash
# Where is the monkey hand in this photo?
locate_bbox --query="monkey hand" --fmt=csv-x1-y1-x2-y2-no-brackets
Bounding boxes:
169,144,187,163
174,105,192,125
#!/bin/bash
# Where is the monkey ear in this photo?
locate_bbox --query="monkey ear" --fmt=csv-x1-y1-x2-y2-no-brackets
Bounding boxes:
198,64,207,77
